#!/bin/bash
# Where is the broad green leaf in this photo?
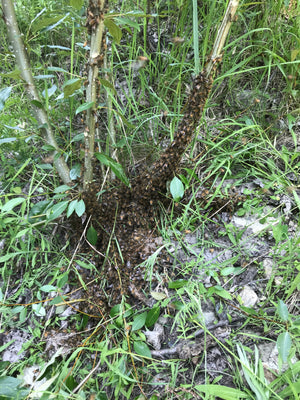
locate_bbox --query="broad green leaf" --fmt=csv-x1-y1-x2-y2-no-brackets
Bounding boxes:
221,266,242,276
1,197,25,213
15,228,30,238
75,101,94,114
50,295,67,305
71,132,84,142
34,74,55,80
43,84,57,98
32,14,69,33
63,78,82,98
168,279,188,289
0,376,29,398
0,252,22,262
40,285,57,292
145,306,160,328
132,311,147,331
0,69,22,80
87,225,98,245
31,100,44,109
0,87,12,112
47,66,68,73
0,137,17,144
170,176,184,202
70,163,81,180
115,17,141,31
49,201,69,220
133,341,152,359
207,286,232,300
70,0,84,10
277,300,289,321
75,199,85,217
99,78,116,94
150,291,167,300
28,200,52,223
95,153,129,186
277,332,292,363
195,384,247,399
67,199,78,218
104,19,122,44
53,185,72,194
76,260,94,270
32,303,46,317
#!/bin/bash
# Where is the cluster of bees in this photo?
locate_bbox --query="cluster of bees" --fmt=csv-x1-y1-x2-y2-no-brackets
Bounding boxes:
74,61,242,311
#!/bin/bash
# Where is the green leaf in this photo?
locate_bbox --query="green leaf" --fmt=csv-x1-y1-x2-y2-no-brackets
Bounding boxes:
32,303,46,317
0,376,29,399
99,79,116,94
32,14,69,33
0,252,22,262
168,279,188,289
1,197,25,213
53,185,71,194
70,0,84,10
71,133,84,143
104,18,122,44
43,84,57,98
49,201,69,220
115,17,141,31
0,137,17,144
0,87,12,112
87,225,98,245
145,306,160,328
170,176,184,202
28,200,52,223
112,109,135,129
221,266,242,276
132,311,147,331
95,153,129,186
75,199,85,217
67,199,78,218
63,78,82,98
47,66,68,73
40,285,57,292
207,286,232,300
0,69,22,80
70,163,81,180
34,74,55,80
31,99,44,109
133,341,152,359
150,291,167,300
195,384,247,399
277,332,292,363
277,300,289,321
75,101,95,114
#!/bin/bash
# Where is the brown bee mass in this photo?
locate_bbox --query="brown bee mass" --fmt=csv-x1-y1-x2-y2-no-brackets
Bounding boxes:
74,65,242,313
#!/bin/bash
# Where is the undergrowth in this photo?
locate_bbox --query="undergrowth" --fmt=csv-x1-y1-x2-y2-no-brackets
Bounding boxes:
0,0,299,399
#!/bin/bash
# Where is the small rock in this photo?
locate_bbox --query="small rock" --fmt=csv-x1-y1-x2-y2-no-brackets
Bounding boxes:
263,258,274,279
239,286,258,307
145,322,164,350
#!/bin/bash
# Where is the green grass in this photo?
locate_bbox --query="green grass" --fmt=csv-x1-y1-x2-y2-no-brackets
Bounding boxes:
0,0,300,398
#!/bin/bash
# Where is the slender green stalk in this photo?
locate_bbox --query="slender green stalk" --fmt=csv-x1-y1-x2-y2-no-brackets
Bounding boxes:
1,0,71,185
192,0,200,74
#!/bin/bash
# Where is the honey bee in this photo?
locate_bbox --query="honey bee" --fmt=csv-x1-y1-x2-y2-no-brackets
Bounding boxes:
131,56,148,71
